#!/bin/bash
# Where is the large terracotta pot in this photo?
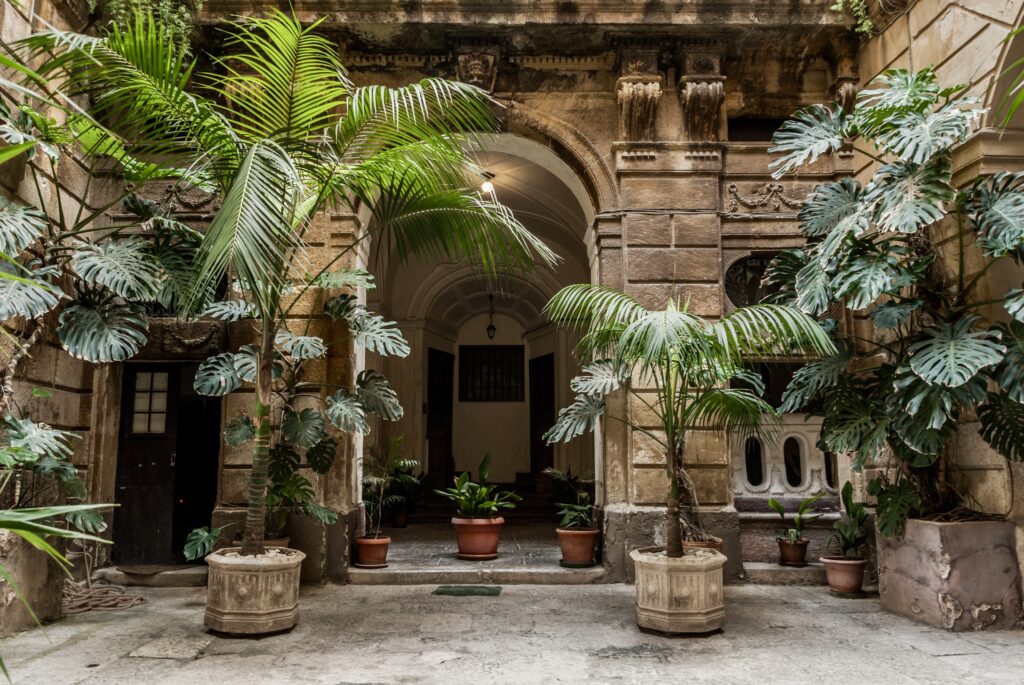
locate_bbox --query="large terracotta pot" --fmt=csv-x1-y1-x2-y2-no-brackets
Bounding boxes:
556,528,599,568
778,539,809,567
354,535,391,568
204,547,305,635
452,516,505,560
821,556,867,594
630,546,726,634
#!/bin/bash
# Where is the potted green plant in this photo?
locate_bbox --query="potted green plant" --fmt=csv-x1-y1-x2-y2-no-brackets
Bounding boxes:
543,467,599,568
766,68,1024,629
41,11,552,634
386,446,423,528
822,482,870,594
357,437,419,567
768,492,824,567
543,284,834,633
435,454,520,560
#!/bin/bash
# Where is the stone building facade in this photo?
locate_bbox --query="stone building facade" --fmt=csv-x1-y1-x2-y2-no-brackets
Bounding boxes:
4,0,1024,600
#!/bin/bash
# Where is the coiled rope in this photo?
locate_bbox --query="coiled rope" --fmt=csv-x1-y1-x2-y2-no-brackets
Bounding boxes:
61,547,146,614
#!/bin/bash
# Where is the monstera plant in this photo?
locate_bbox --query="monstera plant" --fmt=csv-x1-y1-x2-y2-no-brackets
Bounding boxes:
765,68,1024,536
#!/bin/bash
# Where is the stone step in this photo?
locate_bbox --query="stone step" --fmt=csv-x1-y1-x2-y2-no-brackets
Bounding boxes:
94,565,208,587
741,561,827,586
348,564,605,585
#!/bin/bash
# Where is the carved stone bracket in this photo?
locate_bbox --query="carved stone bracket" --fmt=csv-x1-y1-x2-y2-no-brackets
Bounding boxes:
616,50,662,141
833,76,859,114
679,54,725,142
455,51,498,93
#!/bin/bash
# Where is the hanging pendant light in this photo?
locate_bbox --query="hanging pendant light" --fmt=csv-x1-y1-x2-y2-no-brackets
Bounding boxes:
486,293,496,340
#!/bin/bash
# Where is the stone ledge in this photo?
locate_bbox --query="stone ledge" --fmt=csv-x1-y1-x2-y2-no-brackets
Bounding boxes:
347,565,605,586
742,562,826,586
94,566,208,588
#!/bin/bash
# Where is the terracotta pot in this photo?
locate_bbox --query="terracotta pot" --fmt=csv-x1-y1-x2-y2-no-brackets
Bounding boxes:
204,546,305,635
683,535,724,553
778,538,809,567
630,546,727,634
821,556,867,594
354,535,392,568
556,528,599,567
451,516,505,560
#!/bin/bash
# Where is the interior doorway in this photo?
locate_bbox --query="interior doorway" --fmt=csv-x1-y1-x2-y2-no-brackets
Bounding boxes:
425,348,455,490
113,363,221,565
529,353,555,476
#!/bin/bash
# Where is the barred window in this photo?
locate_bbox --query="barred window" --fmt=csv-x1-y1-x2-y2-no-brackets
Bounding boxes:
458,345,524,402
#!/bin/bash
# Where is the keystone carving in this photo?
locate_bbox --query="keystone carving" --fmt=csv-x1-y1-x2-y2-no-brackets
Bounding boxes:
679,54,725,142
455,52,497,92
616,50,662,141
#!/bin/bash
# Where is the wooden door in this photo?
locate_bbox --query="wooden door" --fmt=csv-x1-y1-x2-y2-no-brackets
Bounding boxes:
425,348,455,489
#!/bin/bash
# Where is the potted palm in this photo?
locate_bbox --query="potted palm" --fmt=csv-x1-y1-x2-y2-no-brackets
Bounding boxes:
543,467,599,567
544,285,835,633
40,11,551,634
767,493,824,567
435,454,520,560
357,437,419,568
821,482,870,594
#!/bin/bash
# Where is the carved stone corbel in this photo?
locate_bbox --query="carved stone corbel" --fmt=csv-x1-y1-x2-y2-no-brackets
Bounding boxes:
831,56,859,114
678,54,725,142
455,51,498,93
616,50,663,141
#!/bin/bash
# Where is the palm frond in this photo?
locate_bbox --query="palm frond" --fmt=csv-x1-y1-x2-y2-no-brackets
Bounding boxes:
683,388,780,442
711,304,836,360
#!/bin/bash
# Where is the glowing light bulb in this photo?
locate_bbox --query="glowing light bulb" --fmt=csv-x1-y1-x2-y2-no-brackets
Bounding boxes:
481,180,495,194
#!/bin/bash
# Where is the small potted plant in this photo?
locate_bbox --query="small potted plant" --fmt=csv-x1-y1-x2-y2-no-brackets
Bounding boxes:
358,437,420,568
435,454,520,560
821,482,869,594
768,492,824,567
543,467,599,568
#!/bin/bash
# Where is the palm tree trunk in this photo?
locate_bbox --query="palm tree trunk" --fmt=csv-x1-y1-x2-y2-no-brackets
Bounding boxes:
665,444,685,558
241,327,275,556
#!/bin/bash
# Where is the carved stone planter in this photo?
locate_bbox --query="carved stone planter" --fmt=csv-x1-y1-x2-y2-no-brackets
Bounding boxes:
630,546,726,634
204,547,305,635
876,519,1023,631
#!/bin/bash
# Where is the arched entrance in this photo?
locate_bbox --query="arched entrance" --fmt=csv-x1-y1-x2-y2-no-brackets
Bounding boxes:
361,133,596,530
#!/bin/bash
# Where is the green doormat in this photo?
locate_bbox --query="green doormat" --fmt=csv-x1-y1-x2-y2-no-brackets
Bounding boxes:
432,585,502,597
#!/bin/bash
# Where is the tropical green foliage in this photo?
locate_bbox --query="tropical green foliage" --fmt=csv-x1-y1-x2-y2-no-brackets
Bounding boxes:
766,68,1024,535
829,482,870,559
543,467,594,529
435,454,521,518
361,437,420,536
543,284,835,556
768,493,824,543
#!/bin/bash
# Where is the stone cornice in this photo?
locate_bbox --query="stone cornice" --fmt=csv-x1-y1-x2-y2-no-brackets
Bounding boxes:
951,128,1024,187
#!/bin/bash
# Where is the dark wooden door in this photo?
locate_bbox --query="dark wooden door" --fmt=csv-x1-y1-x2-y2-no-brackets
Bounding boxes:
426,348,455,489
114,365,180,565
529,353,556,474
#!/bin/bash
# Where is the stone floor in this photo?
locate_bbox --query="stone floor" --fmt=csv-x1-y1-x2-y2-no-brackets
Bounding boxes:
4,584,1024,684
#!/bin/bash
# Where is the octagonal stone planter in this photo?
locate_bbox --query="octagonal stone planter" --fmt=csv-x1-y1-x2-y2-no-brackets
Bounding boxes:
877,519,1023,631
630,546,726,634
204,547,305,635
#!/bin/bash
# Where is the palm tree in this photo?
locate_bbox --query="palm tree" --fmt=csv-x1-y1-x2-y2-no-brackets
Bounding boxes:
543,286,835,558
28,12,554,556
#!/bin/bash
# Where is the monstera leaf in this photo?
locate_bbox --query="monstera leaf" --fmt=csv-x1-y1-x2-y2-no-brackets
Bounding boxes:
867,160,954,234
4,415,74,460
323,294,361,322
798,179,867,238
856,68,941,133
794,259,832,316
314,268,374,289
306,437,337,474
761,249,807,306
769,104,848,178
194,353,243,396
994,322,1024,403
544,392,605,444
966,172,1024,257
570,359,627,397
276,331,327,360
0,197,46,254
778,353,849,413
203,300,257,321
349,313,410,358
71,238,163,301
282,408,325,449
57,299,148,362
821,388,889,468
870,300,921,330
1005,289,1024,323
0,264,62,321
907,317,1005,387
831,253,899,310
325,389,370,434
978,392,1024,462
875,104,976,165
356,370,403,421
224,414,255,445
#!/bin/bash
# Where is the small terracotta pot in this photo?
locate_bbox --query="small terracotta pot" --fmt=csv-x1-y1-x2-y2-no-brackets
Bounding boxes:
683,535,724,553
778,539,809,567
354,535,391,568
556,528,599,567
452,517,505,560
821,556,867,593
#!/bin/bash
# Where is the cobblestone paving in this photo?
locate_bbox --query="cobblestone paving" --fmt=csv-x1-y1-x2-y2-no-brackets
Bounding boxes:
3,584,1024,684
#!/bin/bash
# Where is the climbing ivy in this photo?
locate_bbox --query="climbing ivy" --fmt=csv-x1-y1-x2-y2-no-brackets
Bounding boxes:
89,0,203,55
831,0,873,34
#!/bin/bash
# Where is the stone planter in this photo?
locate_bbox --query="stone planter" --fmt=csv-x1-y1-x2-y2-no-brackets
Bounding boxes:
630,546,726,634
204,547,305,635
876,519,1023,631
